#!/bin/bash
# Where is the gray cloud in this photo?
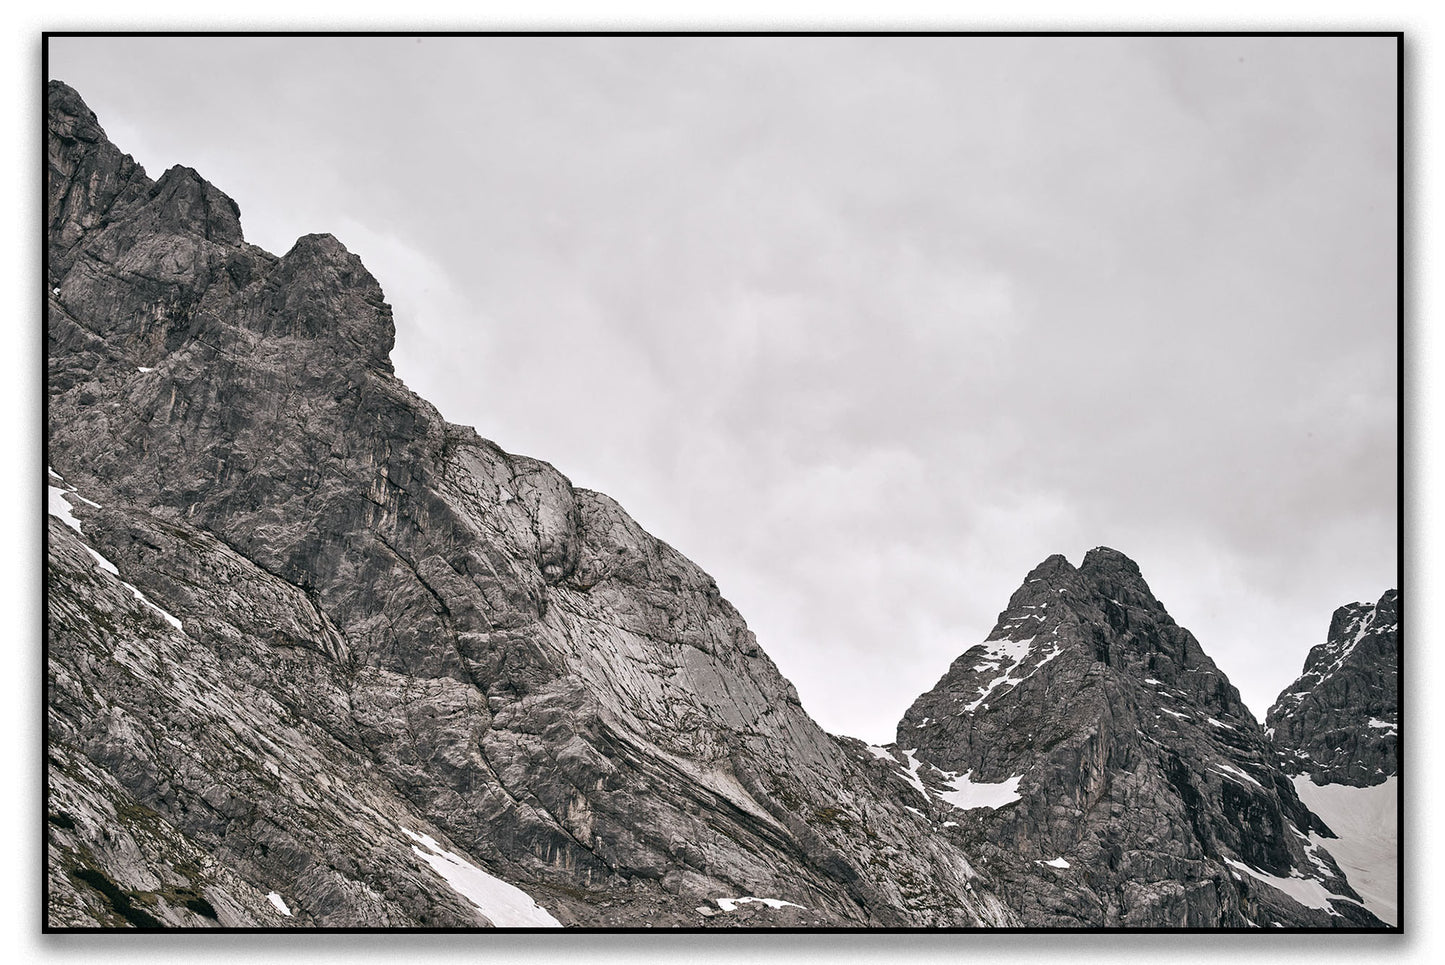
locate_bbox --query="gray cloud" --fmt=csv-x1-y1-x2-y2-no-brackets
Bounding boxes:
49,36,1397,742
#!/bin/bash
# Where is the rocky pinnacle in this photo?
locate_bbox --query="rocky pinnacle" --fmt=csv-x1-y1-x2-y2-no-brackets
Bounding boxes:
1267,590,1399,787
892,548,1383,927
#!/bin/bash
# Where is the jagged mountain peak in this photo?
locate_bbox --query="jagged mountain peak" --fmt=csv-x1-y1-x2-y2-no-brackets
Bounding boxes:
1267,589,1398,787
1079,545,1161,605
48,82,152,268
896,549,1381,927
988,547,1213,693
1263,589,1399,925
48,83,394,374
147,163,246,246
1080,544,1141,573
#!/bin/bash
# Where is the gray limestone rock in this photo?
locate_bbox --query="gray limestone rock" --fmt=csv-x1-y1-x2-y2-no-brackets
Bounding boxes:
45,80,1012,930
44,77,1389,932
1266,591,1399,787
894,548,1384,927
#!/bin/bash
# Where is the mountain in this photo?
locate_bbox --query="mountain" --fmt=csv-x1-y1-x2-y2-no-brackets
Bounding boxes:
1265,590,1400,925
1266,590,1399,787
43,79,1389,931
45,79,1017,929
887,549,1384,927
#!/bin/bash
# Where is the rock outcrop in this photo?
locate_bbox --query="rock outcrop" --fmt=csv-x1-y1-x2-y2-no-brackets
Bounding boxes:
45,80,1015,929
1263,590,1399,925
1266,590,1399,787
44,79,1392,931
887,548,1384,927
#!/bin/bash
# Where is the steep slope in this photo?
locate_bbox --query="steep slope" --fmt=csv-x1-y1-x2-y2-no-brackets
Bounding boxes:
1265,591,1400,925
1266,591,1399,786
889,549,1384,928
45,80,1014,929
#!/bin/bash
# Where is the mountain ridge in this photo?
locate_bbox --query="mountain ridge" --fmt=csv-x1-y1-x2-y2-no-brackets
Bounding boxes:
1266,590,1399,788
44,79,1390,930
1264,588,1399,925
891,546,1383,927
46,78,1013,929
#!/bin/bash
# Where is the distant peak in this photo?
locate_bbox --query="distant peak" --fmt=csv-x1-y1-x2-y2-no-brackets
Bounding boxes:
287,232,351,259
1027,553,1076,578
1078,546,1161,609
159,163,204,182
1080,546,1140,574
1326,600,1375,643
1001,553,1080,611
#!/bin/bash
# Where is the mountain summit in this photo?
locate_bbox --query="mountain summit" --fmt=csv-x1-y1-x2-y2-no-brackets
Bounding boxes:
891,548,1382,926
1267,590,1399,787
1264,590,1400,925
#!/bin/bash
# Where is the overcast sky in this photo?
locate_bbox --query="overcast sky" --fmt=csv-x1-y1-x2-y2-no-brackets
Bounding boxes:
47,36,1397,743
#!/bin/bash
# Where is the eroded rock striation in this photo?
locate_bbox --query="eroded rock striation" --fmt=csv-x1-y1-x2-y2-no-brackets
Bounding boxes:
885,549,1384,927
45,80,1014,929
44,79,1389,931
1266,591,1399,787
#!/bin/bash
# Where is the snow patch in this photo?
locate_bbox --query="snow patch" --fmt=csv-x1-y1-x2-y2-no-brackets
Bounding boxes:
1036,857,1070,869
1033,643,1064,670
1223,858,1346,914
266,892,293,916
49,477,184,631
1213,763,1263,789
935,771,1023,811
965,636,1038,711
87,546,119,576
897,749,929,796
121,580,184,631
403,827,561,927
714,896,805,912
1292,776,1398,925
48,486,83,534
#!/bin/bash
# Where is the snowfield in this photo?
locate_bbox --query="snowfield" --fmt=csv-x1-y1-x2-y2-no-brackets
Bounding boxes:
1291,775,1398,925
402,827,561,927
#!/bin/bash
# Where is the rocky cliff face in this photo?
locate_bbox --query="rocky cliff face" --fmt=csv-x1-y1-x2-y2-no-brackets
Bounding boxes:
887,549,1384,927
44,79,1390,931
1262,590,1399,926
1266,591,1398,787
45,80,1016,929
